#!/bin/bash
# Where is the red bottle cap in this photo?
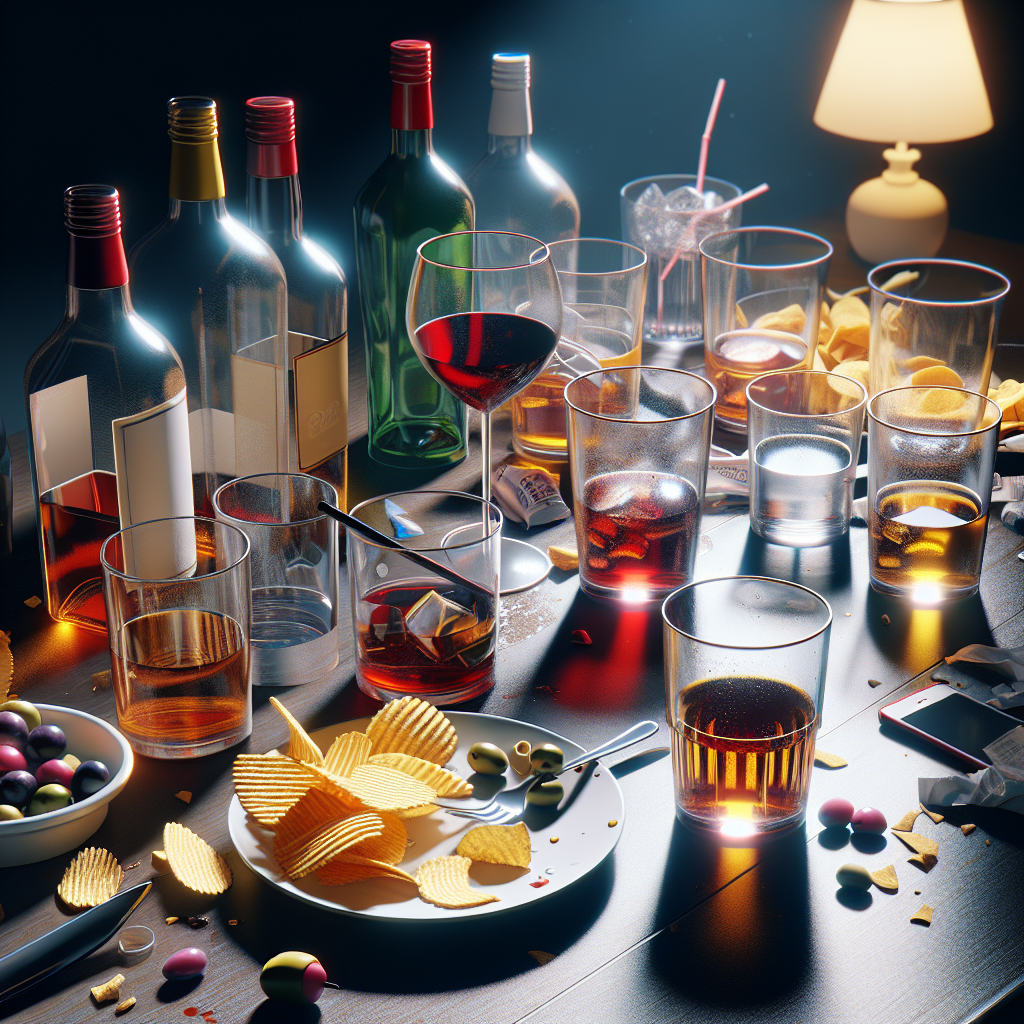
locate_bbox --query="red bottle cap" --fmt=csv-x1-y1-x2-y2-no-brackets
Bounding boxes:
246,96,299,178
64,185,129,290
390,40,433,130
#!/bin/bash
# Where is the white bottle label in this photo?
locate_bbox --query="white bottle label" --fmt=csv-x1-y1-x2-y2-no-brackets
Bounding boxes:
29,375,93,494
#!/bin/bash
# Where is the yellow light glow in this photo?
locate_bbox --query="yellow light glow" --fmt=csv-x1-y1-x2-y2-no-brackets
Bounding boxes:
720,817,758,838
912,583,943,606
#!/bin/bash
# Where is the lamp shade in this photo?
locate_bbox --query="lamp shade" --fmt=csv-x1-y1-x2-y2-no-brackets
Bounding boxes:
814,0,992,144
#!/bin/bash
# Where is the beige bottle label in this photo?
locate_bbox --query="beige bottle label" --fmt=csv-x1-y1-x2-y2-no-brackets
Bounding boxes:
293,333,348,471
29,375,93,493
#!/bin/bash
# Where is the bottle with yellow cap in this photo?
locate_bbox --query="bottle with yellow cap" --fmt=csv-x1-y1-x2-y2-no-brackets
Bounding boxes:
129,96,288,515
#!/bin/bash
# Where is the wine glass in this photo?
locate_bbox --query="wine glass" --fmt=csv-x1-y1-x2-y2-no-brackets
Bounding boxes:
407,231,563,592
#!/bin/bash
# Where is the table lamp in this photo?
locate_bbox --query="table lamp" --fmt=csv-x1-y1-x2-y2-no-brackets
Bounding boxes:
814,0,992,264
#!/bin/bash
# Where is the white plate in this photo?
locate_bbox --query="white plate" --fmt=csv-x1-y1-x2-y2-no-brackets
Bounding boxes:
228,711,625,920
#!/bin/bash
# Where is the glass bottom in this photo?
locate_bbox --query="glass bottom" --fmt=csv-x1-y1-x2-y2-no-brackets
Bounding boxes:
512,436,568,463
355,664,494,707
751,519,849,548
579,576,682,605
868,577,980,604
367,419,466,469
674,804,807,844
122,725,251,760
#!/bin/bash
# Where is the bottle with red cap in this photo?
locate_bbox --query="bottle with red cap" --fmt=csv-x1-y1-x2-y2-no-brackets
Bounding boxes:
23,186,194,632
354,40,472,468
246,97,348,508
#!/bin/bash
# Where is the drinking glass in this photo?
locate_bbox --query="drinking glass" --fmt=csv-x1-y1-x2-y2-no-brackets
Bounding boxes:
867,385,1001,603
620,174,742,348
347,490,501,704
565,366,716,603
100,517,252,758
746,370,867,547
663,576,832,838
700,227,833,432
213,473,339,687
867,258,1010,398
511,238,648,463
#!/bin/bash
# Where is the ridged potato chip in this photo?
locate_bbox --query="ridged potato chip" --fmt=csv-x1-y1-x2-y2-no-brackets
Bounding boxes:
415,855,499,909
368,752,473,797
273,785,369,852
365,696,457,765
324,731,372,777
269,696,324,766
275,811,386,879
456,822,531,869
344,764,437,815
345,809,408,865
58,847,123,908
164,822,232,894
233,753,323,828
317,855,417,887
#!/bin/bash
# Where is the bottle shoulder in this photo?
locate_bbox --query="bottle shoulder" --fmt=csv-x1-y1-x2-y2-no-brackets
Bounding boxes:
354,152,474,226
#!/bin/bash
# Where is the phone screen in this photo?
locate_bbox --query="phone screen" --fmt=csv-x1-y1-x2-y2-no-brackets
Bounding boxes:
902,692,1018,764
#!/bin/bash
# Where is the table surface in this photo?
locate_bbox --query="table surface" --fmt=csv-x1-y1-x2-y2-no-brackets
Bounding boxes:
1,215,1023,1024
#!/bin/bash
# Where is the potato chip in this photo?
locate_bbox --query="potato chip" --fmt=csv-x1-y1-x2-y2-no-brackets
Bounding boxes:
175,790,192,804
910,904,934,925
960,823,976,836
346,809,408,865
903,355,946,372
456,822,531,868
91,974,125,1004
415,855,499,909
869,864,899,892
919,804,944,824
910,365,964,389
365,696,457,765
152,850,169,872
547,546,579,572
316,855,417,887
233,753,323,828
753,304,806,335
814,748,847,768
0,632,12,702
344,763,436,815
163,822,232,894
824,295,870,366
269,696,325,766
115,996,137,1015
275,812,386,879
323,731,372,777
893,810,920,832
891,829,939,859
272,785,368,854
880,269,920,293
368,752,473,797
909,852,939,872
58,847,123,909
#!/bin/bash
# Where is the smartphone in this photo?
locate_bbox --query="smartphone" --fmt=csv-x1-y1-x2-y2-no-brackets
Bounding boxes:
879,683,1021,770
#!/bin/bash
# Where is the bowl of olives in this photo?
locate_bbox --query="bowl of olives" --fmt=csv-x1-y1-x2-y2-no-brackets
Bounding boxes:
0,703,133,867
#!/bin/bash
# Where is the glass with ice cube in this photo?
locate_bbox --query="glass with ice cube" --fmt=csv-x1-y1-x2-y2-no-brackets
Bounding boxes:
747,370,867,547
346,491,501,703
867,386,1001,603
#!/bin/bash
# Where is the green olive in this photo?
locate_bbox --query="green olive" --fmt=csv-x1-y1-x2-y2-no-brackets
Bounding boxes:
0,804,24,821
26,784,73,816
467,742,508,776
0,700,41,732
530,742,564,774
526,779,564,807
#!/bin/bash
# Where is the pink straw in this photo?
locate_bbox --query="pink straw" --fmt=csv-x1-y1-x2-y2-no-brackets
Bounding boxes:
695,78,726,195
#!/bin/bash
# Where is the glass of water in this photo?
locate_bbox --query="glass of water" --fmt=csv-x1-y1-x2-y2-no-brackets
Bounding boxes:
746,370,867,547
214,473,339,686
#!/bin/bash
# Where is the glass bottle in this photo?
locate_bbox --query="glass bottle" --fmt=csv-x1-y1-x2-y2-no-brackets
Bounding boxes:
464,53,580,243
129,97,288,516
24,186,194,632
354,40,471,468
246,96,349,509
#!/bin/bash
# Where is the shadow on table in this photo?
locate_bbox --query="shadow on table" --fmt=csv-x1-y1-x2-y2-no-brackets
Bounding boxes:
738,529,852,594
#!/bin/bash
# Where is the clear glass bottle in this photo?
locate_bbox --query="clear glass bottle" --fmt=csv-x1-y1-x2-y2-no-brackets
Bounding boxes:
24,186,194,632
246,97,349,509
354,40,471,468
464,53,580,243
129,97,288,516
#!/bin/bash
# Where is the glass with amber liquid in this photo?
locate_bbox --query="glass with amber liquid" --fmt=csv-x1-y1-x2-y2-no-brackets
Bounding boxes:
867,386,1000,603
663,577,832,838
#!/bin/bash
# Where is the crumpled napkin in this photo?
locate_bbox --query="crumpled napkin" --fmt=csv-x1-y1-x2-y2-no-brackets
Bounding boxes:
919,725,1024,815
945,643,1024,708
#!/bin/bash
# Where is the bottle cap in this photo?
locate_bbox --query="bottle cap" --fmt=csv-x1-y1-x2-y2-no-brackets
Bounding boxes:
64,185,128,289
487,53,532,136
390,39,431,84
390,40,433,129
246,97,299,178
64,184,122,237
491,53,529,91
166,97,225,202
167,97,219,142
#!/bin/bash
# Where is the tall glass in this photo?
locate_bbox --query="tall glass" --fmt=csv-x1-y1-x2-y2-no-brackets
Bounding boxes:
565,367,716,603
867,258,1010,398
511,238,647,462
101,517,252,759
700,227,832,432
867,386,1001,603
620,174,742,349
663,576,832,838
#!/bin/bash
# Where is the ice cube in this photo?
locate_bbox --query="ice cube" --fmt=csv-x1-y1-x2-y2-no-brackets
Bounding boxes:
369,604,406,644
665,185,706,212
893,506,968,528
635,183,667,209
405,590,474,662
384,498,424,539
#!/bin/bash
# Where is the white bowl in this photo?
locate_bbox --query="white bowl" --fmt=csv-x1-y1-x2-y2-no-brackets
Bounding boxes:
0,704,133,867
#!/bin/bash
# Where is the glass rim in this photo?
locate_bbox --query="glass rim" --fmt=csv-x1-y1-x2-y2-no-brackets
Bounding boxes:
212,472,339,527
347,489,503,551
563,366,717,423
867,258,1011,307
867,386,1002,437
698,226,834,270
415,230,551,272
546,237,648,276
677,714,816,746
746,369,868,420
619,172,743,200
99,515,250,583
662,575,833,650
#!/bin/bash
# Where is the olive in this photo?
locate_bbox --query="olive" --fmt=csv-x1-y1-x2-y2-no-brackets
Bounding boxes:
260,951,329,1004
467,742,508,776
0,804,24,821
0,770,38,809
36,759,75,788
71,760,110,801
0,711,29,753
25,724,66,763
162,947,207,980
0,746,27,773
525,779,564,807
530,742,564,774
26,783,73,816
0,701,41,733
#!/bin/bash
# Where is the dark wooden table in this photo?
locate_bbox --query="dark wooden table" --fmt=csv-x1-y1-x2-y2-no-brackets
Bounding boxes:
2,216,1023,1024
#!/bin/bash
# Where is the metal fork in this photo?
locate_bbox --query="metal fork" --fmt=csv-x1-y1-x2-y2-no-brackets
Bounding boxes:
437,720,659,825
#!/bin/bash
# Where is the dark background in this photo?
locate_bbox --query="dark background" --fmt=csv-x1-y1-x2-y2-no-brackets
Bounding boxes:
2,0,1022,435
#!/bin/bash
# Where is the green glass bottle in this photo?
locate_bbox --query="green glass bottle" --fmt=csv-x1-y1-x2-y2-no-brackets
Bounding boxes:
353,39,471,468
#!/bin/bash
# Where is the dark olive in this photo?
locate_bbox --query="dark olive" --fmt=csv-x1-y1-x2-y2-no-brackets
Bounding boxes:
525,779,564,807
467,742,508,776
0,712,29,753
71,760,110,801
530,742,564,774
25,724,66,763
0,770,38,809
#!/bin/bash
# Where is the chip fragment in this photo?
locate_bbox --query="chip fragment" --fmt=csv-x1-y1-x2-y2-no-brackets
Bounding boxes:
269,696,325,766
813,748,847,768
368,752,473,797
960,823,976,836
547,546,579,572
0,632,12,701
91,974,125,1004
58,848,123,909
910,904,934,926
869,864,899,892
115,996,137,1015
456,822,532,868
163,823,232,894
891,829,939,860
175,790,192,804
415,855,499,909
528,950,556,966
893,809,920,832
317,855,417,887
365,697,458,766
919,804,944,824
324,731,373,777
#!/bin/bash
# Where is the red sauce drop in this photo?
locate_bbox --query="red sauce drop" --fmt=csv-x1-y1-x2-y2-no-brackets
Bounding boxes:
529,879,550,888
183,1011,198,1018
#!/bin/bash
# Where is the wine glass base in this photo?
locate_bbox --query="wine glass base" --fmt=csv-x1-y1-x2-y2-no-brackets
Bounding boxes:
499,537,552,595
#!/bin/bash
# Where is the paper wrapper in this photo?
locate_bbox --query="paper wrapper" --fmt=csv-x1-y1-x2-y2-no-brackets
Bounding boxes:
919,725,1024,815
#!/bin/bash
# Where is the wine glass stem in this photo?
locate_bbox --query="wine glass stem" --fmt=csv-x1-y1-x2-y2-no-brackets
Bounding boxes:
480,410,493,507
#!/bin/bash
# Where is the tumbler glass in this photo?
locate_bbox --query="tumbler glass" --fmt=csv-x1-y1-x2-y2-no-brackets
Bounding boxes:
868,258,1010,397
214,473,339,686
565,367,716,603
347,491,501,705
663,576,832,838
700,227,833,432
867,385,1001,603
101,517,252,758
746,370,868,547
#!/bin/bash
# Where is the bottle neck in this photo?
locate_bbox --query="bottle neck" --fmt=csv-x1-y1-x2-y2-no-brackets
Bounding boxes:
66,282,132,320
488,86,532,138
486,134,532,157
169,138,226,202
391,80,433,131
392,128,432,157
165,197,228,223
247,174,302,242
67,232,129,291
